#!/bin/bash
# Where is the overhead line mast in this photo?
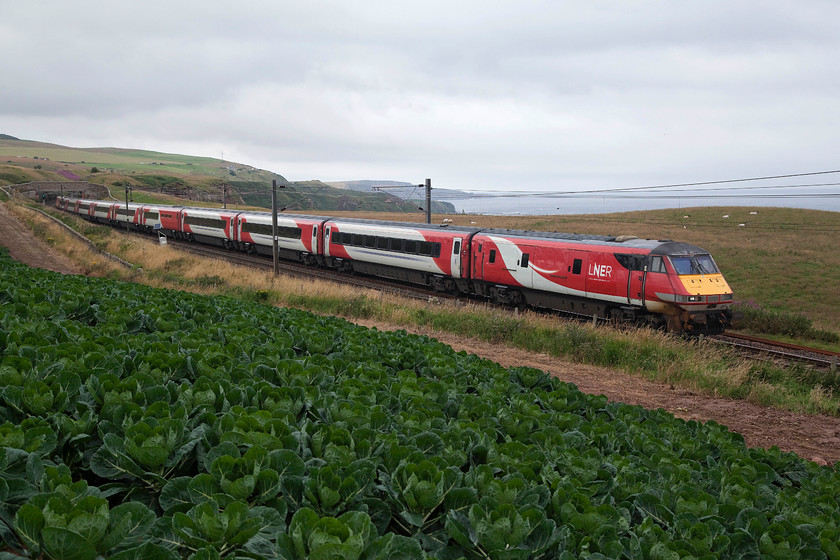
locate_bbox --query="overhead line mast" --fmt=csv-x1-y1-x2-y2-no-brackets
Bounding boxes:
372,178,432,224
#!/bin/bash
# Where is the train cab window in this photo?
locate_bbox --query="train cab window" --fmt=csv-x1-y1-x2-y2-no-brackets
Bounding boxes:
670,255,718,275
695,255,719,274
489,250,496,264
572,259,582,275
520,253,529,268
650,256,667,273
453,240,461,254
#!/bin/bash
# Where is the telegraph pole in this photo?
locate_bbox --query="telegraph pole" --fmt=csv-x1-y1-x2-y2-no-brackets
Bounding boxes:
124,186,131,229
424,178,431,225
271,180,279,276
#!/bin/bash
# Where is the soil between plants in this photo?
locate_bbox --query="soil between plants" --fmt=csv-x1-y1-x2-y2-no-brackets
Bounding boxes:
2,202,838,465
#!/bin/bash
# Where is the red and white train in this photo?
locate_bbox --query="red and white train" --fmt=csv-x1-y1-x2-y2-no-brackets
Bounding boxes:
56,196,735,333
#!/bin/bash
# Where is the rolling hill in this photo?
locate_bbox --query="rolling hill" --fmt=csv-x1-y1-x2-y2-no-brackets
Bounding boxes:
0,136,455,213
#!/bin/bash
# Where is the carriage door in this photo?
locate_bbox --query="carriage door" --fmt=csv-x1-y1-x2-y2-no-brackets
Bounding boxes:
518,245,535,289
312,225,318,254
472,242,485,280
627,255,647,307
451,238,462,279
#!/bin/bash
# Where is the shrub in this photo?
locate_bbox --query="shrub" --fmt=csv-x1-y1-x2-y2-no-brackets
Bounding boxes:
734,301,815,338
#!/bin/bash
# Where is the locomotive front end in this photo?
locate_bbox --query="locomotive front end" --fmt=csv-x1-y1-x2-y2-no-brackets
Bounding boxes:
650,242,734,333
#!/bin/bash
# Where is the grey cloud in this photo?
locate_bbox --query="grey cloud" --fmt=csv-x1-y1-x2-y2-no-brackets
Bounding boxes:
1,0,839,191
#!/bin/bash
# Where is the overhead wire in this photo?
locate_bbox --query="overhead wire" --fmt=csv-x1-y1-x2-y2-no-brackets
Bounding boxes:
436,169,840,198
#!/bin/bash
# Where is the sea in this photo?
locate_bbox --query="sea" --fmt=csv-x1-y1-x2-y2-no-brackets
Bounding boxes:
441,187,840,216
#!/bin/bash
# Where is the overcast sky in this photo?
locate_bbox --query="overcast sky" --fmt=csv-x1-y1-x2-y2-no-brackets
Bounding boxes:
2,1,839,193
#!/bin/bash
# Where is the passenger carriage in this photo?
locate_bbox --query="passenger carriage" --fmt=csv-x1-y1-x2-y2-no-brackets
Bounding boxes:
324,218,479,292
233,212,328,263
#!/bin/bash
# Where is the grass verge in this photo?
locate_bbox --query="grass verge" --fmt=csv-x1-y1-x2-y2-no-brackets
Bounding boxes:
12,201,840,417
732,301,840,347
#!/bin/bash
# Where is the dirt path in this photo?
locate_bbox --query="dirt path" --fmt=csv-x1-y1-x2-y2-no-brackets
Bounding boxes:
3,201,838,465
0,202,80,274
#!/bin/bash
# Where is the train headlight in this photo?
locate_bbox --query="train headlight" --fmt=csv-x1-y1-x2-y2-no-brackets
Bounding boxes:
676,294,703,303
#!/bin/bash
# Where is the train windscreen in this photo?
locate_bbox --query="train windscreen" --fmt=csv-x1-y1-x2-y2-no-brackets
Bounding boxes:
669,255,719,275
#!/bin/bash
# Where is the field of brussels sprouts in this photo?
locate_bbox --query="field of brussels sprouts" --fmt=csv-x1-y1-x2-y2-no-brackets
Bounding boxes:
1,249,840,560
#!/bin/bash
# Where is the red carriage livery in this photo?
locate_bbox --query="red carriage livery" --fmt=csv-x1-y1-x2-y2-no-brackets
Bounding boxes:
56,196,734,334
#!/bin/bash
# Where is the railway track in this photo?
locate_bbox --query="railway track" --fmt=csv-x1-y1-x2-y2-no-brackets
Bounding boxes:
711,332,840,372
112,225,840,372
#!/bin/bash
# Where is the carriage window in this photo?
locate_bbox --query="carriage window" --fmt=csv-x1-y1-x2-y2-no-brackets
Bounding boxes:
489,250,496,264
242,222,301,238
453,240,461,254
615,253,647,271
520,253,529,268
377,237,389,249
572,259,582,275
404,240,417,253
650,256,666,273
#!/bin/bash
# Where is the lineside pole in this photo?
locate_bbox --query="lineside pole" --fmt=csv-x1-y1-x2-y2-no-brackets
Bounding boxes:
425,178,431,224
272,180,279,276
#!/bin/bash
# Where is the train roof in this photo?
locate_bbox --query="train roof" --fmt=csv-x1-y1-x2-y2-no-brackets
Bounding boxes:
325,216,481,234
477,228,667,249
650,241,711,256
59,199,712,255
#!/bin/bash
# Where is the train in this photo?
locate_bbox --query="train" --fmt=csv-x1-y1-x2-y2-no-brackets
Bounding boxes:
55,196,735,334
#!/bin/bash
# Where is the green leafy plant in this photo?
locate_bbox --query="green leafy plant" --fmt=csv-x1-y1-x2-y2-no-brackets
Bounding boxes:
1,252,840,559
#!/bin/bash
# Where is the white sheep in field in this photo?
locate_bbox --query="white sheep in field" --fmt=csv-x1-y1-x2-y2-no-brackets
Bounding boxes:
750,211,758,215
722,214,729,219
